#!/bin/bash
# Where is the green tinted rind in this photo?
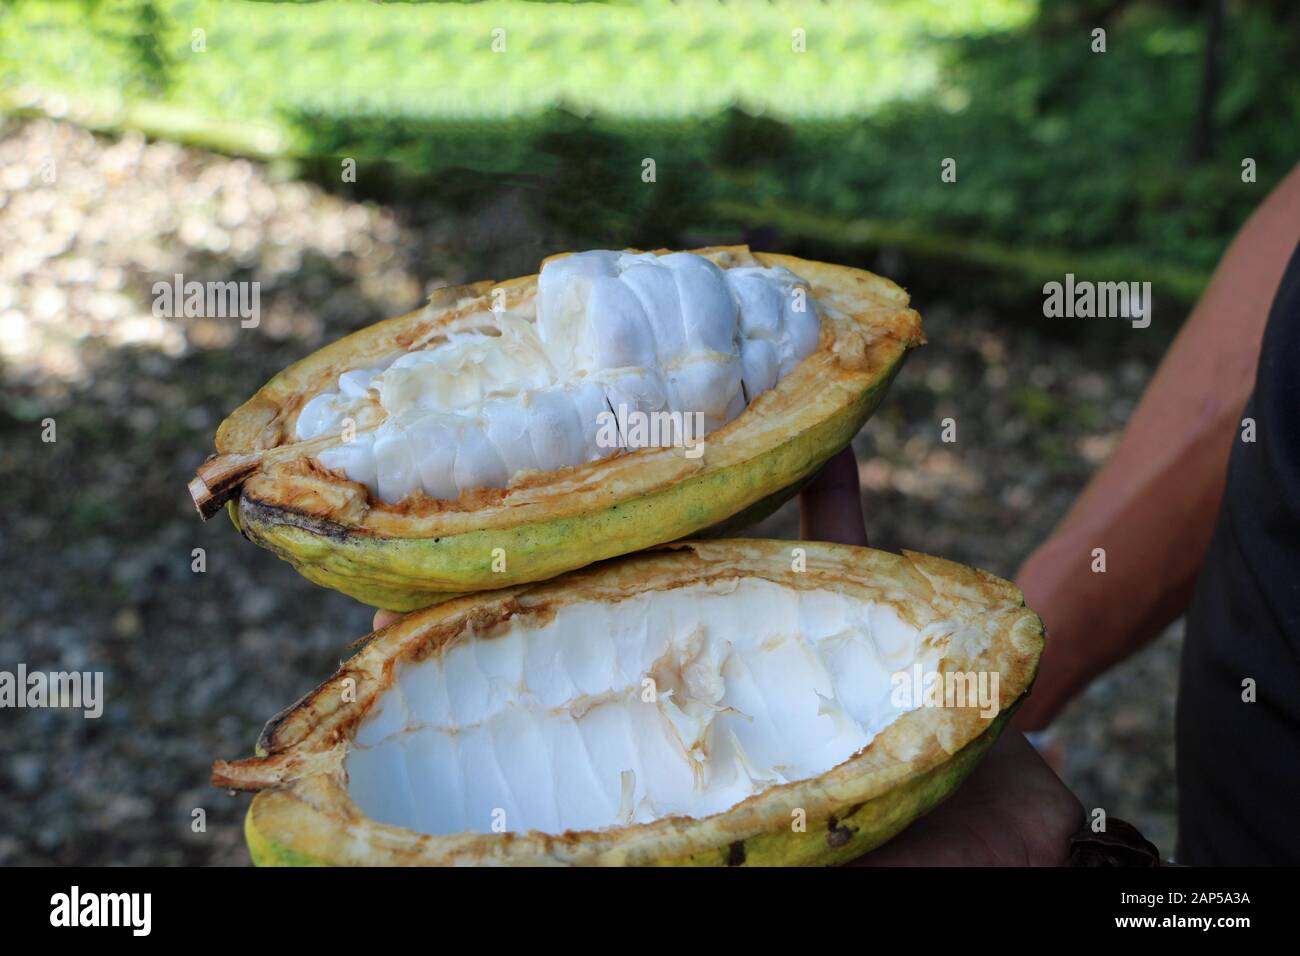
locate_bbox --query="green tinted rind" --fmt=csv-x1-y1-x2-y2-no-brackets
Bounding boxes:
236,354,906,611
245,799,327,867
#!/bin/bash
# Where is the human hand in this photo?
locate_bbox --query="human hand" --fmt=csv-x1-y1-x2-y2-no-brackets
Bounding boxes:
848,728,1083,865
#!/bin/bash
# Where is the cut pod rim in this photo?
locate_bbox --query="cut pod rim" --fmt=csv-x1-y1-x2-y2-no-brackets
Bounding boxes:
213,539,1043,866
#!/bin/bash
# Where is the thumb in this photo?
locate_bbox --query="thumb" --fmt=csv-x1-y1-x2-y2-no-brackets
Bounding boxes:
799,447,868,547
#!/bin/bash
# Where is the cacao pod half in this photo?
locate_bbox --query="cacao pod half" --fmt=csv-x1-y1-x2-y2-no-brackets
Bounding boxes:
212,540,1042,866
192,246,923,610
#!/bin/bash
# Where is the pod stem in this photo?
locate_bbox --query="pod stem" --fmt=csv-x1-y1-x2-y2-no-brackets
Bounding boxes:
189,453,263,520
188,428,383,519
212,750,343,790
211,753,304,790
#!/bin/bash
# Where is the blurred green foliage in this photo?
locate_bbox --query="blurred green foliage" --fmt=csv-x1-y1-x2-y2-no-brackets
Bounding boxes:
2,0,1297,304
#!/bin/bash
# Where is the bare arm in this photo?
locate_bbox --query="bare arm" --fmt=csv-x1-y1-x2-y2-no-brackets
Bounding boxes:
1014,162,1300,731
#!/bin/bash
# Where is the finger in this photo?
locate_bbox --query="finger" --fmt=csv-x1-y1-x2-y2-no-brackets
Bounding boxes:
373,609,404,630
799,446,868,546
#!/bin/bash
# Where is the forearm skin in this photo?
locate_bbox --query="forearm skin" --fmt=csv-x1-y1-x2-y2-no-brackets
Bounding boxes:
1014,163,1300,730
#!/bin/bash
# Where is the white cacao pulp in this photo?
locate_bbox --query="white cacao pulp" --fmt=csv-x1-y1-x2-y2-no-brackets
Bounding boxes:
294,251,822,503
345,578,945,835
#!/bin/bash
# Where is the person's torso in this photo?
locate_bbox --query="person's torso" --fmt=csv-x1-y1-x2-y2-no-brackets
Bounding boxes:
1176,239,1300,865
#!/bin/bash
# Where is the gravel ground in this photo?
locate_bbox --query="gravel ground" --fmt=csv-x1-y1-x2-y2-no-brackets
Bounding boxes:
0,118,1179,865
